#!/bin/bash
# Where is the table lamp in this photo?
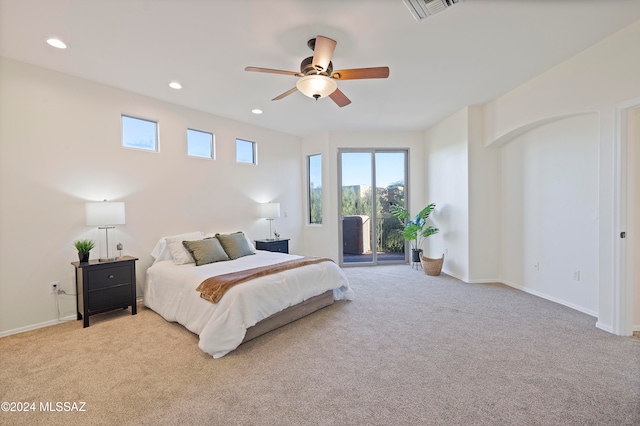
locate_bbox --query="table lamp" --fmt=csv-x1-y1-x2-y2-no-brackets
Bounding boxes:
259,202,280,240
85,200,126,261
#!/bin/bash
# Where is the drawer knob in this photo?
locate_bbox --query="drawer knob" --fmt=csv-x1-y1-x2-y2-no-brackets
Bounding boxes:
108,274,114,279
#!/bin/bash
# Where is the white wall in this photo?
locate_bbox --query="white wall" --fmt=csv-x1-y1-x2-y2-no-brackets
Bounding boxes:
467,106,501,282
424,106,501,283
424,108,470,281
633,108,640,330
483,19,640,332
0,57,303,335
500,114,599,315
301,131,425,262
299,131,333,258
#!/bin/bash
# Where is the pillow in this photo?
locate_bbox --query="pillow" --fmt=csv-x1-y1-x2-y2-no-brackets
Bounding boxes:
216,232,256,260
150,231,204,263
182,237,229,266
205,231,256,252
166,233,205,265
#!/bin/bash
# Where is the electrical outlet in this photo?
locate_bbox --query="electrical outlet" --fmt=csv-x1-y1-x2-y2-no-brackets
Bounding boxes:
533,262,540,271
573,270,581,281
49,281,60,294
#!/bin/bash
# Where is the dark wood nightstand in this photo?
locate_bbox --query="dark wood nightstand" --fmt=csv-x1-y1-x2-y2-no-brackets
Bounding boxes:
255,239,289,254
71,256,138,327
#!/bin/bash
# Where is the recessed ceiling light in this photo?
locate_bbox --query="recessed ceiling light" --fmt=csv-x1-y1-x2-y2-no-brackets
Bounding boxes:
46,38,67,49
169,81,182,89
252,109,263,115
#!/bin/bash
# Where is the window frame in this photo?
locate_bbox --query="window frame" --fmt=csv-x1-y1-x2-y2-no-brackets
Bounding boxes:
235,138,257,164
187,128,215,159
307,154,323,225
121,114,159,152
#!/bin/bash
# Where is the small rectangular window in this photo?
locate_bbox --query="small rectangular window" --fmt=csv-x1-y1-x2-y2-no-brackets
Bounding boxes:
121,115,158,151
187,129,214,159
308,154,322,224
236,139,256,164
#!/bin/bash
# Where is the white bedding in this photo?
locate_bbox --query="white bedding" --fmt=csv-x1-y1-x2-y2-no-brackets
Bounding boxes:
144,251,354,358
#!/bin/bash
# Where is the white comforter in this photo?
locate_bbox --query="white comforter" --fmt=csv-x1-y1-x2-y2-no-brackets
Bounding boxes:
144,251,354,358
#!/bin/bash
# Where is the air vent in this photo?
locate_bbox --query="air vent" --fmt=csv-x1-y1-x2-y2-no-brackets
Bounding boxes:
402,0,463,22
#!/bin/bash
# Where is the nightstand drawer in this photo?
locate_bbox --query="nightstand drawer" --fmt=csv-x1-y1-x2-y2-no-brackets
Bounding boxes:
255,239,290,254
88,285,132,313
87,265,132,290
268,241,288,253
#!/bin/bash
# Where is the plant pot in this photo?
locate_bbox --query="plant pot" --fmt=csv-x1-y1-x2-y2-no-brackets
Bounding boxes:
422,254,444,276
411,248,423,263
78,252,90,263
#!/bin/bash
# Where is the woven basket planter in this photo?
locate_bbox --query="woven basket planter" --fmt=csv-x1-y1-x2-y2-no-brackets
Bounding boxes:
421,254,444,276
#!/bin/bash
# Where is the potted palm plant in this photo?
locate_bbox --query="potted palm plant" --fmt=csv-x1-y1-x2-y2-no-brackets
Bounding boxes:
390,203,439,264
73,239,95,263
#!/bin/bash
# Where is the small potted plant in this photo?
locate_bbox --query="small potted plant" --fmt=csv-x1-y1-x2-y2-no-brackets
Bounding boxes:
73,239,95,263
390,203,439,265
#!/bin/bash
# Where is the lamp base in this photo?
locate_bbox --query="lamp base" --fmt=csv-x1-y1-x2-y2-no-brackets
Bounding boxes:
267,218,274,240
97,226,118,263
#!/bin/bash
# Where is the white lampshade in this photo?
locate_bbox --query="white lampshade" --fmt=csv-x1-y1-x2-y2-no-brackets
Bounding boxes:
86,202,126,226
296,75,337,99
259,202,280,219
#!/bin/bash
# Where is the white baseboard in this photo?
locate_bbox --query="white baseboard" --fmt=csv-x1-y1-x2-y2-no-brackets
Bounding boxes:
445,274,599,319
500,279,598,318
1,297,144,338
0,315,77,338
466,278,502,284
442,269,499,284
441,269,468,282
596,321,614,333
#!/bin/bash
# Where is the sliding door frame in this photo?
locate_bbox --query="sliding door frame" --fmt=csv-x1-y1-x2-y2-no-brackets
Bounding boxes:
337,148,409,267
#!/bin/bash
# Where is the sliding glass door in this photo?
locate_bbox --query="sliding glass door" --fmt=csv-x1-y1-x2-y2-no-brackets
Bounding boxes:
339,149,407,265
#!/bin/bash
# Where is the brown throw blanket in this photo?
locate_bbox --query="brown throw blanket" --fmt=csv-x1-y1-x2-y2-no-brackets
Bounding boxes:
196,257,334,304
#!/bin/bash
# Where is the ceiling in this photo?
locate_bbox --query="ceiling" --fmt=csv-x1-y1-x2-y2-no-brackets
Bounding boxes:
2,0,640,137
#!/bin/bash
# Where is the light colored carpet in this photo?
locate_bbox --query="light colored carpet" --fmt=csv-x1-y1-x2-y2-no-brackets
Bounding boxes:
1,265,639,425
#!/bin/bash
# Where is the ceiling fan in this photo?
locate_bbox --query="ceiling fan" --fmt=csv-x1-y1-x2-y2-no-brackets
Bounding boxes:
245,35,390,107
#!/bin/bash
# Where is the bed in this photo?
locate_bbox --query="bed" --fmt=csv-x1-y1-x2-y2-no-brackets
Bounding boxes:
143,231,354,358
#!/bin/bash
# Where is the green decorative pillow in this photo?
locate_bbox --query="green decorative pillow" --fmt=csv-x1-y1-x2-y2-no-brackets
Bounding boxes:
216,232,255,260
182,237,229,266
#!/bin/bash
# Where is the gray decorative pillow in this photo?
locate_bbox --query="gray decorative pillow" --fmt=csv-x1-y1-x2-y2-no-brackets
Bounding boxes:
216,232,255,260
182,237,229,266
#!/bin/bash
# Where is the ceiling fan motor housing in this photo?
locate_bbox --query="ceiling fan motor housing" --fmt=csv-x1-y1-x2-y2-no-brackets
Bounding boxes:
300,56,333,76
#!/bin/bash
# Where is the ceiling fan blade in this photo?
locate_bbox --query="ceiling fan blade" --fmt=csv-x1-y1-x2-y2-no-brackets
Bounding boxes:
245,66,301,77
312,36,337,73
329,88,351,108
272,87,298,101
331,67,390,80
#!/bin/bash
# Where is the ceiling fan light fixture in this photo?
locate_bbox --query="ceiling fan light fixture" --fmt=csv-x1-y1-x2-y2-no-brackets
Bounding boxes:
296,75,337,100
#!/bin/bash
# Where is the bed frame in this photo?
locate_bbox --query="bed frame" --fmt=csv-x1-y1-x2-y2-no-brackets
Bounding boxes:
241,290,334,343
